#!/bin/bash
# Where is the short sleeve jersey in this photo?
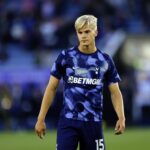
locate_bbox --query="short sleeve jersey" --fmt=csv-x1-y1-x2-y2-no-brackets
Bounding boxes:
51,47,121,122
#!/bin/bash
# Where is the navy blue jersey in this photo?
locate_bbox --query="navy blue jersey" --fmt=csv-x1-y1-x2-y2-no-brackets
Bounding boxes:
51,47,121,122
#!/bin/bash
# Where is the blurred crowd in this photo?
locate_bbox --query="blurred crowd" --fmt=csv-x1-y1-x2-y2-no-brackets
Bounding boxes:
0,0,150,61
0,82,42,130
0,0,150,130
0,0,150,54
0,81,64,130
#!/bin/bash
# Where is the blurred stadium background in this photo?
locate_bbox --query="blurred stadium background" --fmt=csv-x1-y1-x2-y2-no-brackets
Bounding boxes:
0,0,150,150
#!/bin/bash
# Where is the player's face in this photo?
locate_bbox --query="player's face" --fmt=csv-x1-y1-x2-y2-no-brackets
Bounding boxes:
76,26,97,46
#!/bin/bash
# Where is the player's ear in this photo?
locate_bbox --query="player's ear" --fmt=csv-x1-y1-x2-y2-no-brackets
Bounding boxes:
95,30,98,37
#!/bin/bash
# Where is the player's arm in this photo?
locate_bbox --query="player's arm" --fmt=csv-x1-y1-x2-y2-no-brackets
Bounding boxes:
35,75,60,139
108,82,125,135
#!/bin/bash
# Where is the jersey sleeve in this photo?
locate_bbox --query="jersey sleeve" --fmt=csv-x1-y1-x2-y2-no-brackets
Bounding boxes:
105,55,121,85
50,50,65,79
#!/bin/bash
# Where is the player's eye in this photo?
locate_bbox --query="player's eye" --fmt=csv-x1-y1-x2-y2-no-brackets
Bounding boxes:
78,31,82,34
85,30,90,34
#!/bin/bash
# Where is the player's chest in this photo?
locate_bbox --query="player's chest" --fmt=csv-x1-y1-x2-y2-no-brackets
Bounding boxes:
64,56,108,79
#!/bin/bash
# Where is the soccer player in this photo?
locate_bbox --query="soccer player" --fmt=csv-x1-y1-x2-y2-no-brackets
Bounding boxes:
35,15,125,150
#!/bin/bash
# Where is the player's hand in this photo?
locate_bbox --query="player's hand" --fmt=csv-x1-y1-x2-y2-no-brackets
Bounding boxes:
115,119,125,135
35,120,46,139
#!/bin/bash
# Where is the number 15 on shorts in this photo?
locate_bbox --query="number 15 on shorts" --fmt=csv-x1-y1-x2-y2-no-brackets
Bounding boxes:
95,139,104,150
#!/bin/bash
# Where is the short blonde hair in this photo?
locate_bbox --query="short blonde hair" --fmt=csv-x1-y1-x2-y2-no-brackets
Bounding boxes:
75,15,97,31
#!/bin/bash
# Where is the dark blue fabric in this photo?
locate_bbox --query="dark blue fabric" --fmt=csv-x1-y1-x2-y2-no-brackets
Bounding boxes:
51,46,121,122
57,117,105,150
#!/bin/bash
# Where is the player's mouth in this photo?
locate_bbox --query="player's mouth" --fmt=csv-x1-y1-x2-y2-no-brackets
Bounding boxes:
81,40,88,42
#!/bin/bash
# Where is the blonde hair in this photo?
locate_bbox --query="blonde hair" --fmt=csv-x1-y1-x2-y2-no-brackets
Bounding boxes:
75,15,97,31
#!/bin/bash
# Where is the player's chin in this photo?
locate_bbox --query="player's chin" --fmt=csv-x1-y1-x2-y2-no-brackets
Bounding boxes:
81,42,90,47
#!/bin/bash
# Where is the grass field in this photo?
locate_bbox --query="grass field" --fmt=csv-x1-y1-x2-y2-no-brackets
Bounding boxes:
0,128,149,150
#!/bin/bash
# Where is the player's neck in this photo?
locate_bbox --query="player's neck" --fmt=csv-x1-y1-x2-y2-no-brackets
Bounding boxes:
78,43,97,54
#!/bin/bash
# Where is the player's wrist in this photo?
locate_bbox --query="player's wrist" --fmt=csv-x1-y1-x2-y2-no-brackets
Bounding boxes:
118,117,125,121
37,117,45,122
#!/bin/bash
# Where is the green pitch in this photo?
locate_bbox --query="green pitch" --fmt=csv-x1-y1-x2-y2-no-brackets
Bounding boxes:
0,128,149,150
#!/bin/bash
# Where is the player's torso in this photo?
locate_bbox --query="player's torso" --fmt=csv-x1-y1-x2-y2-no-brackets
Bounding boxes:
61,48,109,121
63,48,109,86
